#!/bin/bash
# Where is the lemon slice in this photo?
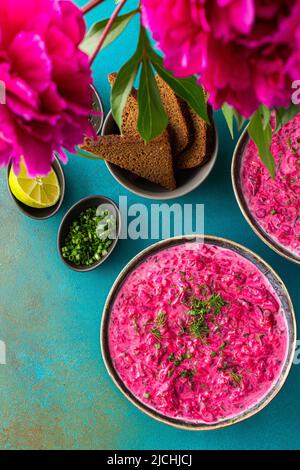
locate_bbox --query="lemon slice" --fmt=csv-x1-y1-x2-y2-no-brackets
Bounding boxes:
9,161,61,209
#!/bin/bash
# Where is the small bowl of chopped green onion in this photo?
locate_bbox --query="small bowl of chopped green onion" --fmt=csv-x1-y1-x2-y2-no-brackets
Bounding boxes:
57,196,120,272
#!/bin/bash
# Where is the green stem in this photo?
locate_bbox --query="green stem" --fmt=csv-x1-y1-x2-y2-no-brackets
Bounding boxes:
90,0,128,65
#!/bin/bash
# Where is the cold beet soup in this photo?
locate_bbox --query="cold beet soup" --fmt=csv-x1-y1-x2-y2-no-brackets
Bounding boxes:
241,115,300,259
108,243,288,424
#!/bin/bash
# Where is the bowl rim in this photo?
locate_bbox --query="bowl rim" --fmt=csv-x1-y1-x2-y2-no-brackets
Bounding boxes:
57,195,121,272
6,155,65,220
90,84,104,135
100,235,296,431
102,110,219,201
231,126,300,265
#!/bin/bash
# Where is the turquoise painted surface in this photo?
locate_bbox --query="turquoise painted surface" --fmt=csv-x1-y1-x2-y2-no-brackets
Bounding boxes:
0,0,299,450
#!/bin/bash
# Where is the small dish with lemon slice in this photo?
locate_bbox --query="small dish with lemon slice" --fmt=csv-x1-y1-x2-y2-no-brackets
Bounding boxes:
7,155,65,220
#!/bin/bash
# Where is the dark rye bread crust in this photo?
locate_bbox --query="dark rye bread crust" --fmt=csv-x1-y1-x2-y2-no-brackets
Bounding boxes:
80,135,176,191
175,105,213,169
155,75,190,156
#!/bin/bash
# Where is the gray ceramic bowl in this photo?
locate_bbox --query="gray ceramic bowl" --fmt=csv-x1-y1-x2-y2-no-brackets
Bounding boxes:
232,128,300,265
7,155,65,220
57,195,120,272
101,235,296,430
102,111,219,200
90,84,104,135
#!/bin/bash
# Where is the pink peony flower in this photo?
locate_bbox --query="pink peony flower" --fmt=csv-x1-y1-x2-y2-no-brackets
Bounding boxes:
142,0,299,117
0,0,94,176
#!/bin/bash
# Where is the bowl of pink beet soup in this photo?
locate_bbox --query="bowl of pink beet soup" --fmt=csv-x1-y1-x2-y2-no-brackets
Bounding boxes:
232,115,300,264
101,236,296,430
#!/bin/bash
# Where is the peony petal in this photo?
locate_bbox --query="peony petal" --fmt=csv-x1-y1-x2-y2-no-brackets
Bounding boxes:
40,82,67,114
142,0,298,117
59,0,86,46
0,0,97,176
0,63,39,109
0,0,55,44
9,32,51,93
229,0,255,35
55,148,68,164
17,126,54,177
0,137,13,167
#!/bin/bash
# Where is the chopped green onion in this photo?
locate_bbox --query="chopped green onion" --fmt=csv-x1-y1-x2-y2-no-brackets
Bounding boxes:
61,207,113,266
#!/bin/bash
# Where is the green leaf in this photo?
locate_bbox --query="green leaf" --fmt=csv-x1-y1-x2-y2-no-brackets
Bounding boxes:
81,10,137,57
137,58,169,142
275,104,300,132
111,39,142,131
147,45,209,123
222,104,234,138
248,110,275,179
233,110,246,131
260,105,271,130
222,104,247,137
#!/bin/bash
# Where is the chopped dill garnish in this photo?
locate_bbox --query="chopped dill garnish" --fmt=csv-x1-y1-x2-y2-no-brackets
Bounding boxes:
168,352,194,366
189,316,210,340
168,368,174,378
229,371,243,386
133,317,139,335
185,353,194,359
155,343,161,350
199,284,209,296
150,327,162,341
178,325,188,336
143,393,150,399
219,341,227,351
155,311,167,327
147,311,167,346
180,369,195,379
207,292,227,316
186,292,226,340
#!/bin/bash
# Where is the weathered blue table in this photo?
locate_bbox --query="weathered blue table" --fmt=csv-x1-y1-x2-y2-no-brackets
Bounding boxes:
0,0,299,450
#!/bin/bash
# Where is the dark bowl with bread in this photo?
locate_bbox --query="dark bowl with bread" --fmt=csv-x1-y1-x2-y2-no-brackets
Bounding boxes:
80,74,218,200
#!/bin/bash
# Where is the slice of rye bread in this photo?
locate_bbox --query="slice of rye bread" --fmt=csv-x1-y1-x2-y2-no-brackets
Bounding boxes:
108,73,176,146
108,73,139,137
175,106,214,169
80,134,176,190
155,75,190,156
